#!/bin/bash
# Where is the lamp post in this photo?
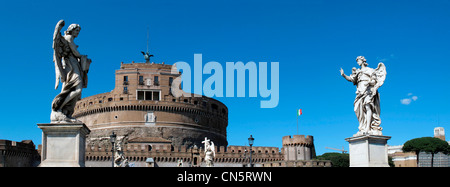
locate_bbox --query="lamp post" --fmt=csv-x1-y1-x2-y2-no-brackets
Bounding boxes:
110,131,116,167
248,135,254,167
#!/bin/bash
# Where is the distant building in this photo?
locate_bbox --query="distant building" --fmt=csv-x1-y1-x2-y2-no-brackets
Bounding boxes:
417,152,449,167
419,127,449,167
389,127,450,167
434,127,445,141
388,145,417,167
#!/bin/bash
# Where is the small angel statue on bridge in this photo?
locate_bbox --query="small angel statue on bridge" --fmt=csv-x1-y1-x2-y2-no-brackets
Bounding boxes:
202,137,215,167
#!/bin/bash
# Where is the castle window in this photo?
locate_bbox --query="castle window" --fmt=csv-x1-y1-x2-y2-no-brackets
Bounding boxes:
138,91,145,100
123,76,128,85
139,76,144,85
152,91,160,101
108,97,113,102
123,86,128,94
169,77,173,86
136,90,161,101
145,91,152,100
154,76,159,86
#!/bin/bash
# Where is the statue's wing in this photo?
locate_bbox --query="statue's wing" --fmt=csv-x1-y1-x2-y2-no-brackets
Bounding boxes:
211,141,215,157
373,62,387,91
53,20,67,90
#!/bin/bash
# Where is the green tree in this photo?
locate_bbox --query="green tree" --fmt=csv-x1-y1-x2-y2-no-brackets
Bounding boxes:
316,152,349,167
402,137,450,167
388,156,395,167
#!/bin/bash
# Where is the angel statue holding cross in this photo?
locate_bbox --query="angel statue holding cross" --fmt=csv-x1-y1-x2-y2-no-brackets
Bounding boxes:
202,137,215,167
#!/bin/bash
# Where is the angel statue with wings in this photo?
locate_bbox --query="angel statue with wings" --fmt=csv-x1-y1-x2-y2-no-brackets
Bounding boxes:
202,137,215,167
340,56,386,136
50,20,92,123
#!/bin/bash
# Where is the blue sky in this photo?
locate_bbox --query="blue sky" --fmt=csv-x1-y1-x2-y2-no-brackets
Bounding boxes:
0,0,449,155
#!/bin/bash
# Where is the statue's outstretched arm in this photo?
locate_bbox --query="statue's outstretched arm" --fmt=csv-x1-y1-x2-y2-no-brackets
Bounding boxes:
340,68,354,82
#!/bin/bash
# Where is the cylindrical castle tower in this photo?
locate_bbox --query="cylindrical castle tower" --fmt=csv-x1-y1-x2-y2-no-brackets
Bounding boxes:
282,135,316,161
73,61,228,148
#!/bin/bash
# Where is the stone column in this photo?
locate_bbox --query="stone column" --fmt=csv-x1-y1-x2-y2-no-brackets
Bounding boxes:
38,123,90,167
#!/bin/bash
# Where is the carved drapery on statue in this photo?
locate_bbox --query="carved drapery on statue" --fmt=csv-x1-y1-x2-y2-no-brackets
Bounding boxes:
51,20,92,123
340,56,386,136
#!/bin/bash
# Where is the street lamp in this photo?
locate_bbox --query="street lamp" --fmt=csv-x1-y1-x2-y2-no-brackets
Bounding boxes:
248,135,254,167
110,131,116,167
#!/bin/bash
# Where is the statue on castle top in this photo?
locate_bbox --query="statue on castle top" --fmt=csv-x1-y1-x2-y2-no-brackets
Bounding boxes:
51,20,92,123
202,137,215,167
141,51,153,63
340,56,386,136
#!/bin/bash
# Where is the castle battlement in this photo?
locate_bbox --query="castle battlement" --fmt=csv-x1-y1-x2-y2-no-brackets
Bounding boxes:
0,140,40,167
86,142,280,155
282,135,314,146
85,142,283,167
120,61,173,70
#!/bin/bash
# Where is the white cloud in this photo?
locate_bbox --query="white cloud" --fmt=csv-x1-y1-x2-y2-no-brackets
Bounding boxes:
400,93,418,105
376,53,396,63
400,98,412,105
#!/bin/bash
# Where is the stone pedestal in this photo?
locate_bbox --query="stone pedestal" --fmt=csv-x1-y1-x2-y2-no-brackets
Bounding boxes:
345,135,391,167
37,123,90,167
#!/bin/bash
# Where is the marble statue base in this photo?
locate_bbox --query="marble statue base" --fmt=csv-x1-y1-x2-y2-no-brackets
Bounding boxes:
37,123,90,167
345,135,391,167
